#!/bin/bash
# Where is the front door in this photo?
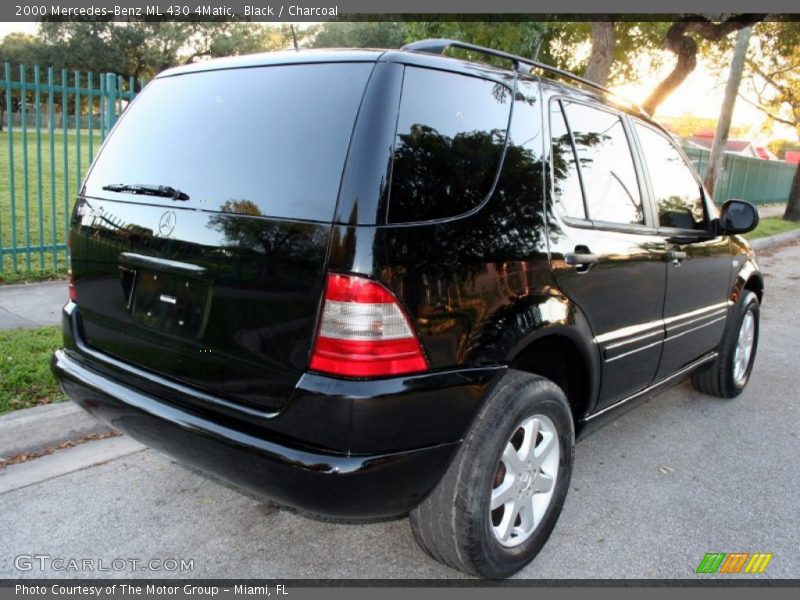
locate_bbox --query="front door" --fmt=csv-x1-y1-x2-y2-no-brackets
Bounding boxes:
632,122,732,379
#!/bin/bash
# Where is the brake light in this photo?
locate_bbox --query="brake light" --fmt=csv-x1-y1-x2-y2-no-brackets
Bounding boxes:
67,271,77,302
309,273,429,378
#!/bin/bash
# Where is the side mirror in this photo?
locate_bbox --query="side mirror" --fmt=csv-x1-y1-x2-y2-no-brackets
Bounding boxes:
718,200,759,234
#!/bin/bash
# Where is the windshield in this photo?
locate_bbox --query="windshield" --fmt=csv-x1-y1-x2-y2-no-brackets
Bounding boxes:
83,62,374,222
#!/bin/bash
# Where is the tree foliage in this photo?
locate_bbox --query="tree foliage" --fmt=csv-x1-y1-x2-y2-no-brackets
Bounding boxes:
738,21,800,136
308,21,406,49
767,139,800,160
0,32,46,66
1,21,292,80
404,22,547,60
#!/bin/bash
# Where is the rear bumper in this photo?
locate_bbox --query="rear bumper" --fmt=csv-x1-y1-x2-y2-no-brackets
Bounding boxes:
53,303,504,518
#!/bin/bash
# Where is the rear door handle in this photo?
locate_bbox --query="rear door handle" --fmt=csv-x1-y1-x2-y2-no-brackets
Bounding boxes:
667,250,687,265
565,252,599,266
119,252,208,277
565,251,598,273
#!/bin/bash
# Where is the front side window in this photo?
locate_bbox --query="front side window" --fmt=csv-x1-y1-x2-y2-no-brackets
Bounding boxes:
634,123,707,230
562,101,644,226
387,67,512,223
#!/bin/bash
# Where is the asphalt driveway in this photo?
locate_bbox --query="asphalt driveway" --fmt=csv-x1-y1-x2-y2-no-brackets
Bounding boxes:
1,243,798,580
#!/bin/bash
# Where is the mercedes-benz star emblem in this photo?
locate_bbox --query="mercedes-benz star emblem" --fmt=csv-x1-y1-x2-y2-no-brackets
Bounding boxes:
158,211,177,237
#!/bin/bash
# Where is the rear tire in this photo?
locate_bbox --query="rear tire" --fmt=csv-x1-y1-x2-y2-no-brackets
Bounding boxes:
409,370,574,578
691,291,759,398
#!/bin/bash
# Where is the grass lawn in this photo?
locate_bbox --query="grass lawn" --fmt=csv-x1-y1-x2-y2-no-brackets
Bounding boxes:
744,216,800,240
0,326,65,414
0,129,102,280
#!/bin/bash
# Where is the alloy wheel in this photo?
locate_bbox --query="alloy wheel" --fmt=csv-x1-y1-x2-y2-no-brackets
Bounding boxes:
490,414,560,548
733,309,755,387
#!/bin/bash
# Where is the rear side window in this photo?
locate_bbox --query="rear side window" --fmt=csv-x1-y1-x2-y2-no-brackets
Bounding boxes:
387,67,512,223
634,123,706,230
83,63,373,222
561,101,644,226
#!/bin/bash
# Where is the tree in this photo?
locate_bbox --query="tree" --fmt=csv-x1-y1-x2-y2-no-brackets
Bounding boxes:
544,18,763,115
705,26,753,197
767,139,800,160
308,22,406,49
544,22,669,84
404,22,548,63
735,20,800,220
584,21,615,85
0,32,46,65
35,21,290,80
0,33,48,129
641,15,765,115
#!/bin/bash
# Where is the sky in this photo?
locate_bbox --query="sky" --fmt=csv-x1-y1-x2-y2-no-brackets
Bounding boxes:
1,21,794,142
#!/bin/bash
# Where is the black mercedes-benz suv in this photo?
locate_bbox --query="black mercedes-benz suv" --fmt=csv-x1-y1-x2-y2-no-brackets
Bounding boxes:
53,39,763,578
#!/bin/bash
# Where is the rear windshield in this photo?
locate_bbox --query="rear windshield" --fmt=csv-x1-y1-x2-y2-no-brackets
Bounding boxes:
83,63,373,222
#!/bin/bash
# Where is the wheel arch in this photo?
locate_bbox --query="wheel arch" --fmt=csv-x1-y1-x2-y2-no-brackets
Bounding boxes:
743,273,764,303
507,322,600,424
730,257,764,305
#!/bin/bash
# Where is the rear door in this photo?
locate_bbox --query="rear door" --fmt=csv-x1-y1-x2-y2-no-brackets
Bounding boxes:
545,94,667,409
631,122,732,378
71,62,374,413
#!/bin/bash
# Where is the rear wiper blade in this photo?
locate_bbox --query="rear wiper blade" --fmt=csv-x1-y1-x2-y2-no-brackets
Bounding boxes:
102,183,190,201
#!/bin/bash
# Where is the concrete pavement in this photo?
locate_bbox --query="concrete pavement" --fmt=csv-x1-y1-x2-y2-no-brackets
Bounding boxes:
0,280,67,330
0,241,798,579
0,403,113,459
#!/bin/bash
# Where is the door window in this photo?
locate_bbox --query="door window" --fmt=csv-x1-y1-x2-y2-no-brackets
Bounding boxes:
634,123,707,230
549,101,585,219
562,101,644,226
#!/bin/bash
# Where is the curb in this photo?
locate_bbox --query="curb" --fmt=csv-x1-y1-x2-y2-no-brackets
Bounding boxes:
750,228,800,251
0,402,112,460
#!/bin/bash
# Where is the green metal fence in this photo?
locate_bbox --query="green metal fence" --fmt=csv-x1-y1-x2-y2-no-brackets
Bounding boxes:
684,145,797,205
1,64,145,277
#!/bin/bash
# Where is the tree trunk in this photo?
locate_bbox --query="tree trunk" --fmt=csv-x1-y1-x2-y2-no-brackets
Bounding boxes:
784,163,800,221
584,21,615,86
704,26,753,198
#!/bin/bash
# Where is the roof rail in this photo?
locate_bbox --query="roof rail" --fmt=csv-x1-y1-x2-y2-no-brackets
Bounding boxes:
401,38,648,118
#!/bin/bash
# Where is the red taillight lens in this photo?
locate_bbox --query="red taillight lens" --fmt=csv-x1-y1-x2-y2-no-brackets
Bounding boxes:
67,271,77,302
309,273,429,378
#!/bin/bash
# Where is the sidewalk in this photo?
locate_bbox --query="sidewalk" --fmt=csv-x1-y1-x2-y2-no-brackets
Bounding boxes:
0,280,67,330
758,204,787,218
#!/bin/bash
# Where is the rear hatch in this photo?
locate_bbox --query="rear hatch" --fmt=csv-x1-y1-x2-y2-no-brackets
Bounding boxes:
70,60,374,413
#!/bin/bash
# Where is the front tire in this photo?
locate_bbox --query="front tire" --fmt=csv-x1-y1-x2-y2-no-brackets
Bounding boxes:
691,291,760,398
409,371,574,578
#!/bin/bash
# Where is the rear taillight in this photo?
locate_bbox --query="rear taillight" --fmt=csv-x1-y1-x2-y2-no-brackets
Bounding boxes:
66,230,76,302
309,273,429,378
67,271,77,302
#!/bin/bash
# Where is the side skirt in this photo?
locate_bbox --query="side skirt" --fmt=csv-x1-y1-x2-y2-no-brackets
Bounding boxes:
575,352,718,440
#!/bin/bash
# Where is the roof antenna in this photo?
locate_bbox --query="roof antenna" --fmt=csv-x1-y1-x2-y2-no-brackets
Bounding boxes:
290,25,299,51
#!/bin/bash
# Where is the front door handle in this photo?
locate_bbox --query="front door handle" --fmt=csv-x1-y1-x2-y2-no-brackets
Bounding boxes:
667,250,687,266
